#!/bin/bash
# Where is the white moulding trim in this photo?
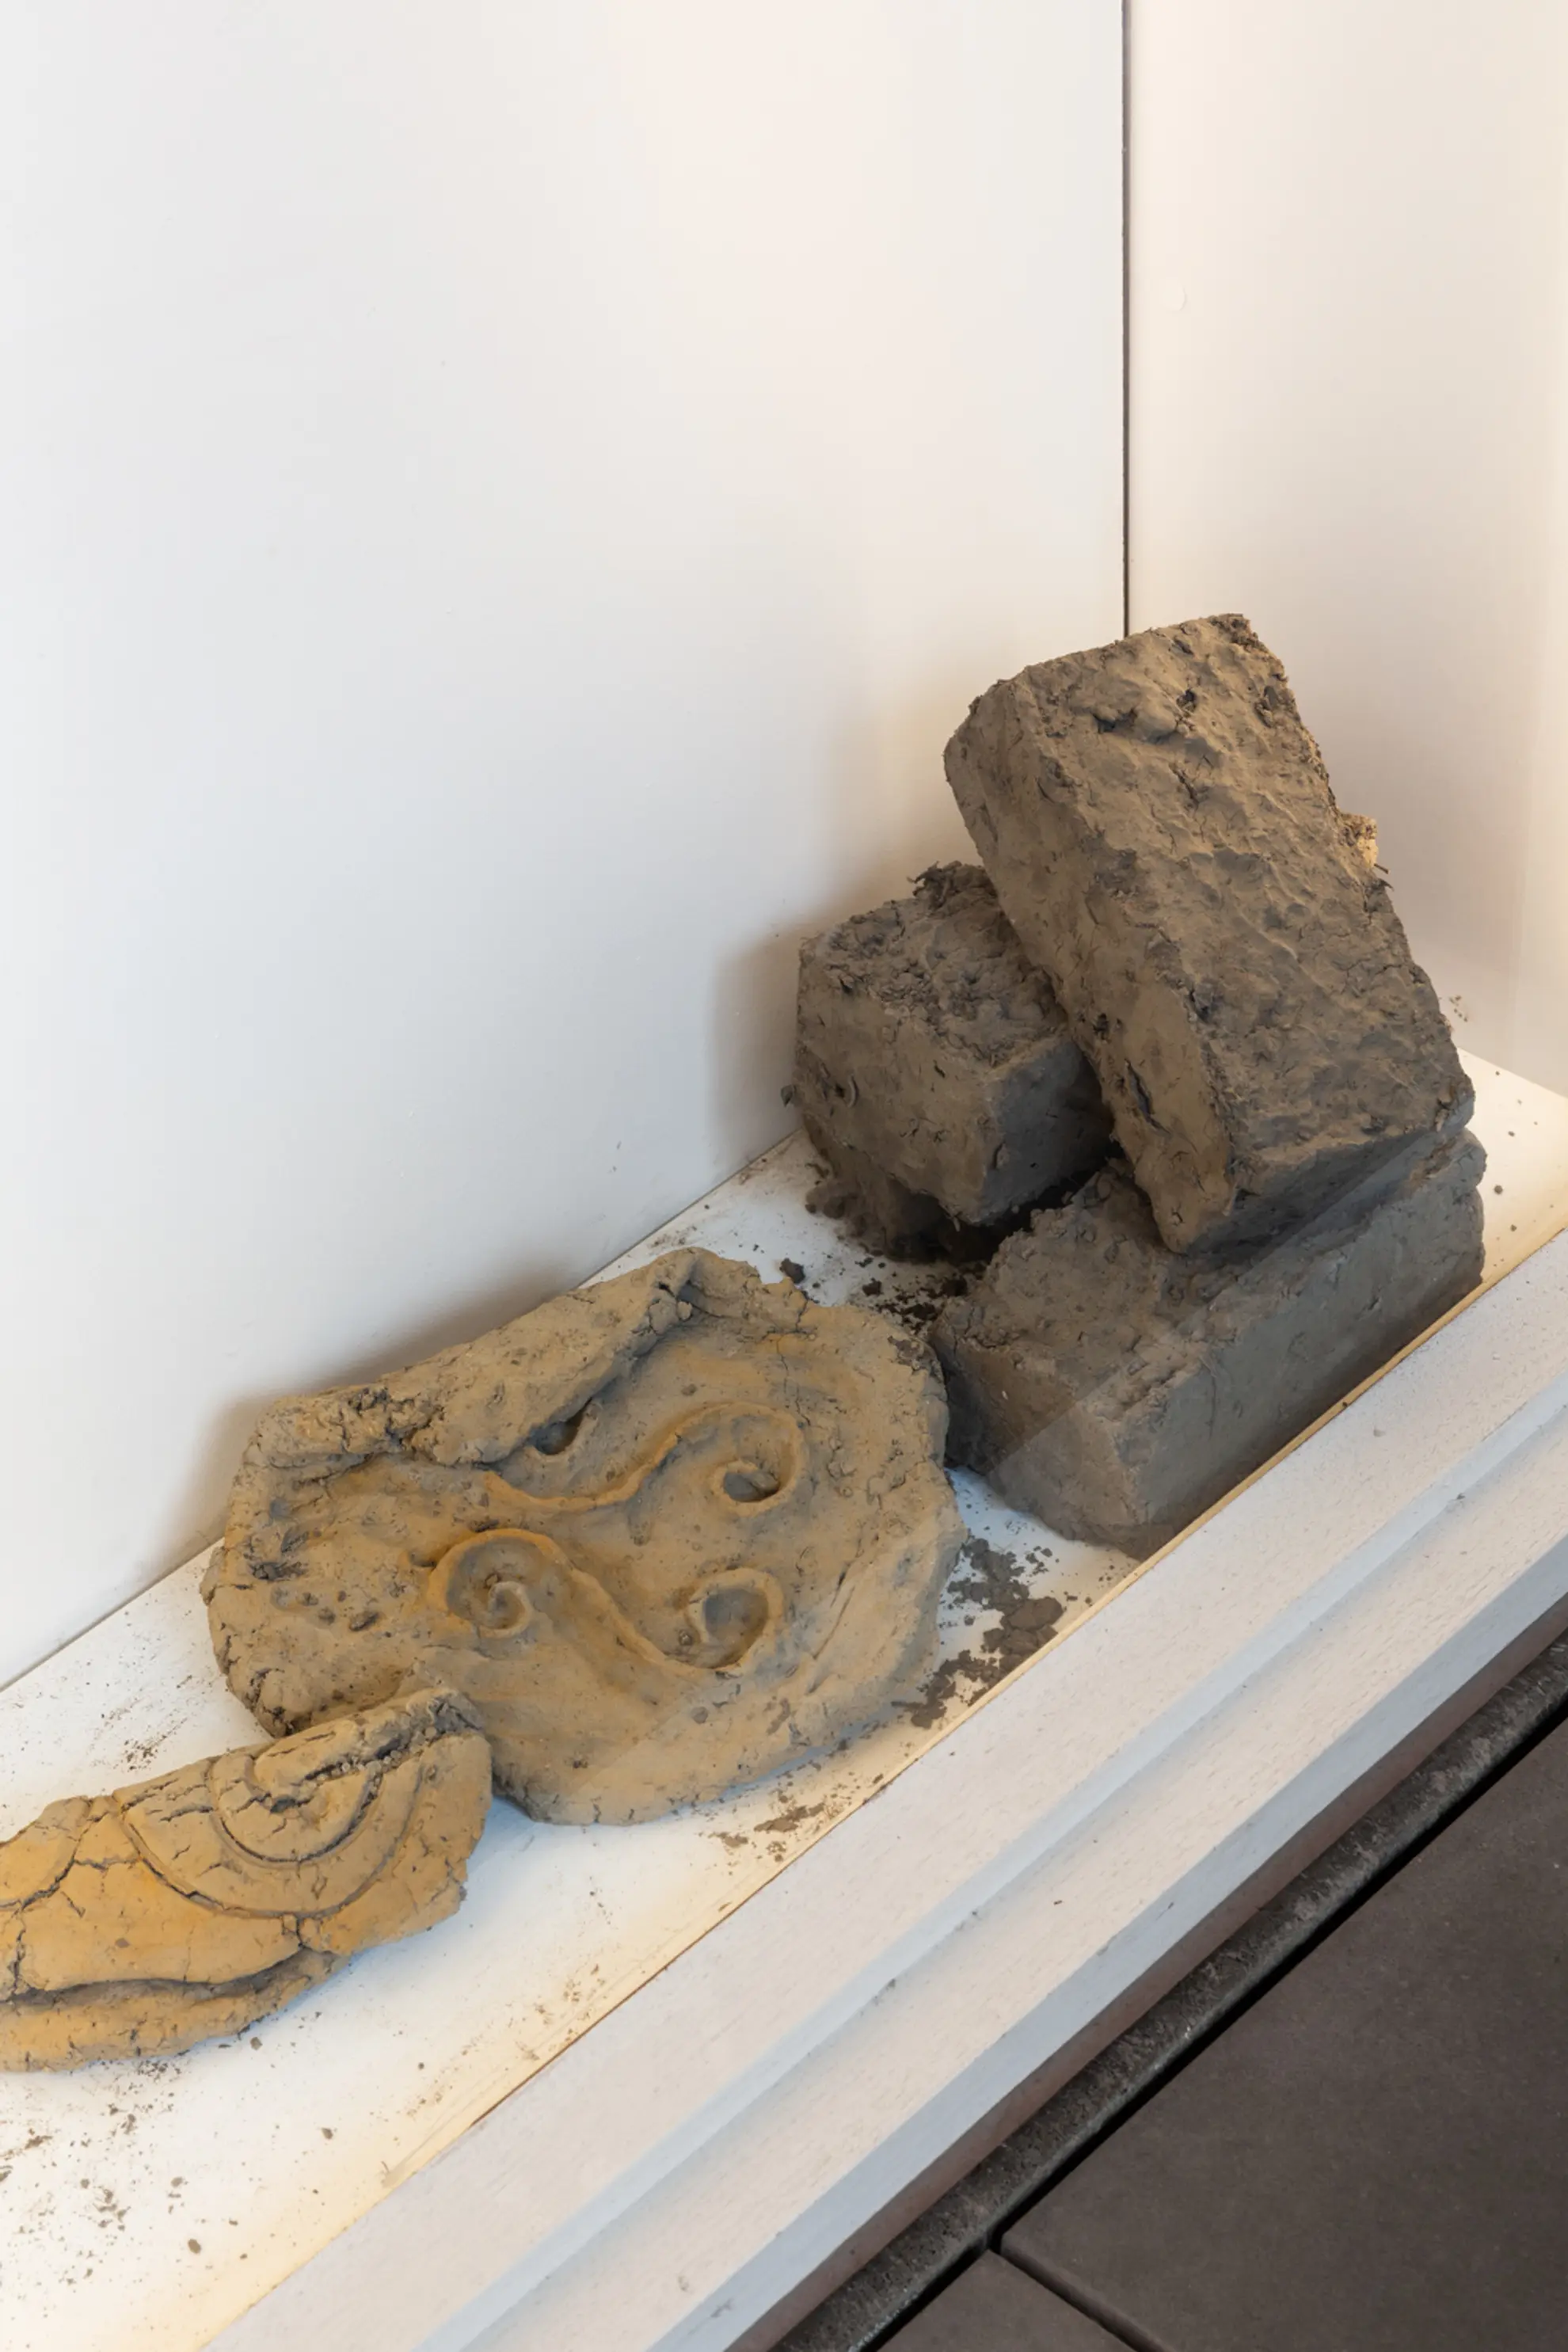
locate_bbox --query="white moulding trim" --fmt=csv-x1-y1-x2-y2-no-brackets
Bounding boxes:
215,1227,1568,2352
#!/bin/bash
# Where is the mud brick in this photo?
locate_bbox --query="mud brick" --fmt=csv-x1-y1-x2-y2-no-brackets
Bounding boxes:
945,615,1471,1252
934,1129,1485,1557
794,864,1112,1251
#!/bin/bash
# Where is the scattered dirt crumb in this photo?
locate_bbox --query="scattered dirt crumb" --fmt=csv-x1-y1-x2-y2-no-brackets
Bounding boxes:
903,1537,1065,1729
880,1269,970,1336
753,1799,828,1837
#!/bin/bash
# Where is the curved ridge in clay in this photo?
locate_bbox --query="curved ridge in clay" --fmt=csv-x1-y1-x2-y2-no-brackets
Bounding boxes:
205,1248,964,1824
0,1689,493,2069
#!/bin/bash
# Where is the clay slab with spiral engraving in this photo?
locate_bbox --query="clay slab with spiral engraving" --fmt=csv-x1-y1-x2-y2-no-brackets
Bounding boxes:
205,1249,964,1824
0,1689,492,2068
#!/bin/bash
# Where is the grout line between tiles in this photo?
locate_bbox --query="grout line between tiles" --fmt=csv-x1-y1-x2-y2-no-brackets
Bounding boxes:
778,1621,1568,2352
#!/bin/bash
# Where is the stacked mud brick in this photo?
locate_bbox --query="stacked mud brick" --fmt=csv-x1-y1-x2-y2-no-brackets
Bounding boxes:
795,615,1482,1557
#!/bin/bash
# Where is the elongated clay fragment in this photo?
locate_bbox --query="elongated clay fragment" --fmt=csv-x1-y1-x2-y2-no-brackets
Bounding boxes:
945,615,1470,1250
0,1689,491,2069
206,1249,964,1825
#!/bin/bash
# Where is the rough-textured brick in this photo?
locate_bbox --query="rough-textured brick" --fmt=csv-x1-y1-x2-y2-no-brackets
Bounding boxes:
794,864,1111,1251
934,1129,1485,1557
945,615,1471,1252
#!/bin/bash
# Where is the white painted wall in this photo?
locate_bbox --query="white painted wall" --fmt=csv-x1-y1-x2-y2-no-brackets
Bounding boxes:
1128,0,1568,1087
0,5,1123,1686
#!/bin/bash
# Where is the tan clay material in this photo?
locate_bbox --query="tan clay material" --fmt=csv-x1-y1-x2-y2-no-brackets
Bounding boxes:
795,863,1112,1251
945,615,1471,1252
0,1689,491,2069
1339,808,1380,870
206,1250,964,1825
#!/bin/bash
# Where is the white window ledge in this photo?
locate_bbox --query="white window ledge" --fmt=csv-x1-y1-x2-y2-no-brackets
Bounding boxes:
6,1056,1568,2352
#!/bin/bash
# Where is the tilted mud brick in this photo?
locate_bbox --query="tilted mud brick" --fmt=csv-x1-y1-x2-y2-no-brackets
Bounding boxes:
944,615,1471,1251
794,864,1113,1250
934,1129,1485,1558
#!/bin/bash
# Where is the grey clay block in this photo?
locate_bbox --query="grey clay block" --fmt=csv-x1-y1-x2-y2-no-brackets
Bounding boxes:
944,614,1471,1252
794,865,1113,1250
934,1128,1485,1558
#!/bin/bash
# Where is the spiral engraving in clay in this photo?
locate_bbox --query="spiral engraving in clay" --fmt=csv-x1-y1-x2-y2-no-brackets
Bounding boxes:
0,1688,492,2069
205,1248,965,1823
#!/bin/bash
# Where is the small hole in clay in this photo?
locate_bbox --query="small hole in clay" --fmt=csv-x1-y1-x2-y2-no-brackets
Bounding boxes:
702,1583,770,1650
722,1463,782,1505
529,1404,588,1457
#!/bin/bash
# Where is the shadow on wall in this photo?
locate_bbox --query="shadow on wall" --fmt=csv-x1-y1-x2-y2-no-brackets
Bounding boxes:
708,929,805,1180
149,1238,589,1589
1126,0,1568,1087
159,927,799,1589
137,671,1005,1616
703,672,980,1186
166,936,816,1585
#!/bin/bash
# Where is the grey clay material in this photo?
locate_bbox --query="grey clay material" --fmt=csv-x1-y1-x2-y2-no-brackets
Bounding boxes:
935,1128,1485,1556
794,864,1112,1250
945,614,1471,1252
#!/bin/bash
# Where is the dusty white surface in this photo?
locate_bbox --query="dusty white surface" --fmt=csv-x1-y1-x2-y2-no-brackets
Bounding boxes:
0,1051,1559,2351
0,1191,1124,2351
1464,1056,1568,1277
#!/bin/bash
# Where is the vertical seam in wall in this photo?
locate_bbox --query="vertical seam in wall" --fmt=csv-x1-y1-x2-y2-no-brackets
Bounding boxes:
1121,0,1131,636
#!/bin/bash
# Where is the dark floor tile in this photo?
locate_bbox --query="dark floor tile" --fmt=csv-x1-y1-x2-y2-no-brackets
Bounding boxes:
780,1627,1568,2352
885,2252,1130,2350
1003,1711,1568,2352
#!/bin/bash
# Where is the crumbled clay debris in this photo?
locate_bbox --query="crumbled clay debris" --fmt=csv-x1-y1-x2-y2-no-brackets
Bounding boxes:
903,1537,1066,1730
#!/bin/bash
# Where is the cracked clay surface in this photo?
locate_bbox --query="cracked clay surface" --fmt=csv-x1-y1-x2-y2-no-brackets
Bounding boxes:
0,1690,490,2069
